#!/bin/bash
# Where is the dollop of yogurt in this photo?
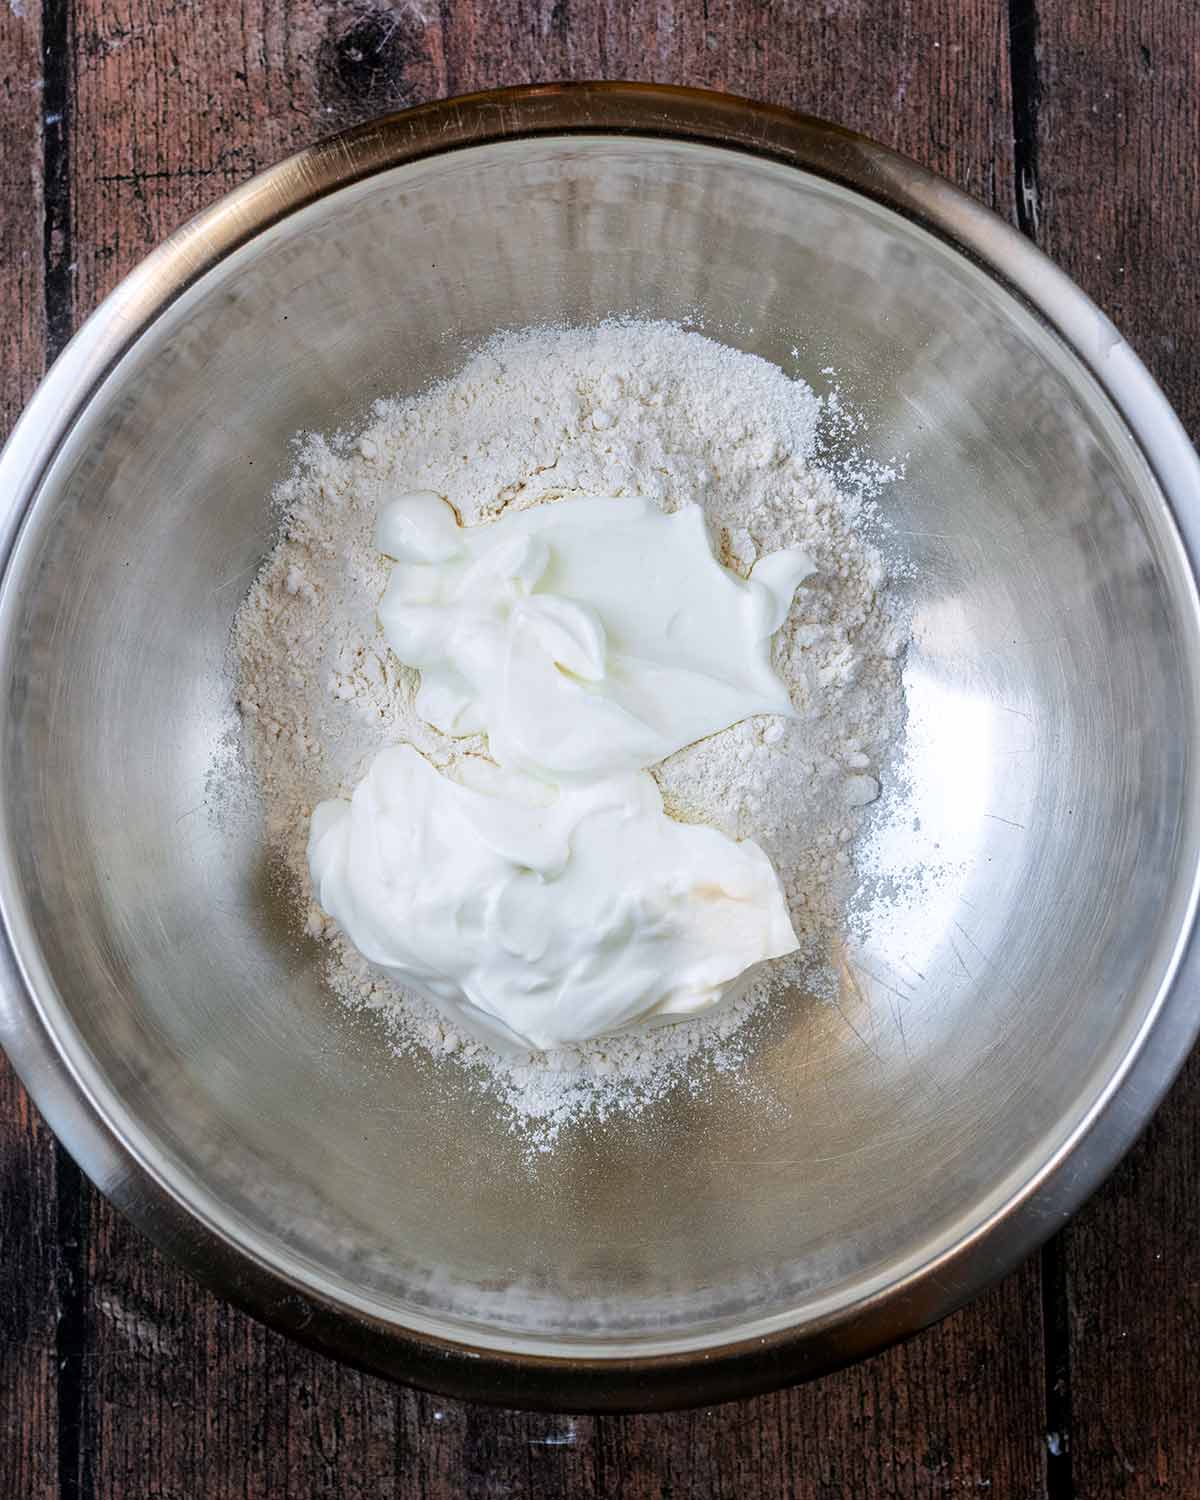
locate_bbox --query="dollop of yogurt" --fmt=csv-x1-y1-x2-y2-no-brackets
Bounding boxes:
376,491,815,781
309,746,798,1054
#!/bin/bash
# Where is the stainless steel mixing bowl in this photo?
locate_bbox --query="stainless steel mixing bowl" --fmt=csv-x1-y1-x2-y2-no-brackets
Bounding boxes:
2,84,1199,1411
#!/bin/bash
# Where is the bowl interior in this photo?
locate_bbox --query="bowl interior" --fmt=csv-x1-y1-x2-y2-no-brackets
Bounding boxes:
3,133,1197,1357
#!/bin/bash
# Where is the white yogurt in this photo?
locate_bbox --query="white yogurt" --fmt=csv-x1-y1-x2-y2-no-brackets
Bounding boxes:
309,746,798,1054
375,491,815,781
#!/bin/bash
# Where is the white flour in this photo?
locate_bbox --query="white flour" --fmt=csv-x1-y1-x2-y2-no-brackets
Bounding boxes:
232,321,906,1149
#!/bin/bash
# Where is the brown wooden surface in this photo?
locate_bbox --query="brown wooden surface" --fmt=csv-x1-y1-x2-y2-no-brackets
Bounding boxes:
0,2,1196,1495
0,9,58,1499
1033,7,1200,1496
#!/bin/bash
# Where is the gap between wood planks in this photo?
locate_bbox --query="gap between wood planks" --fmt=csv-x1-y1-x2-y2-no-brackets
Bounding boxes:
1008,7,1075,1496
41,4,92,1499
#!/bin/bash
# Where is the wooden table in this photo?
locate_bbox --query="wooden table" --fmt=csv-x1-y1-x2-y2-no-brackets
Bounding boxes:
1,3,1197,1495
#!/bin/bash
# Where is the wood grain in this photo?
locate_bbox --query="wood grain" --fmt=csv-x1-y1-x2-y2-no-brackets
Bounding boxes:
1031,6,1200,1495
0,0,45,429
74,1233,1048,1499
1037,0,1200,436
1062,1064,1200,1498
0,1065,57,1500
0,7,58,1498
428,0,1016,214
67,0,1018,333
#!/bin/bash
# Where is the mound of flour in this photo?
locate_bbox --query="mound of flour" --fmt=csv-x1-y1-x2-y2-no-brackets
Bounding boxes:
232,321,906,1149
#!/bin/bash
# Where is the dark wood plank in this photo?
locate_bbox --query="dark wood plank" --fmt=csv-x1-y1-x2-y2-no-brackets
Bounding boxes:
0,1,1051,1495
432,0,1017,215
74,1242,1047,1500
69,0,1018,331
1036,0,1200,435
1061,1062,1200,1498
420,1262,1046,1500
0,1063,58,1500
1033,4,1200,1494
0,0,45,430
80,1206,409,1498
0,6,58,1498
